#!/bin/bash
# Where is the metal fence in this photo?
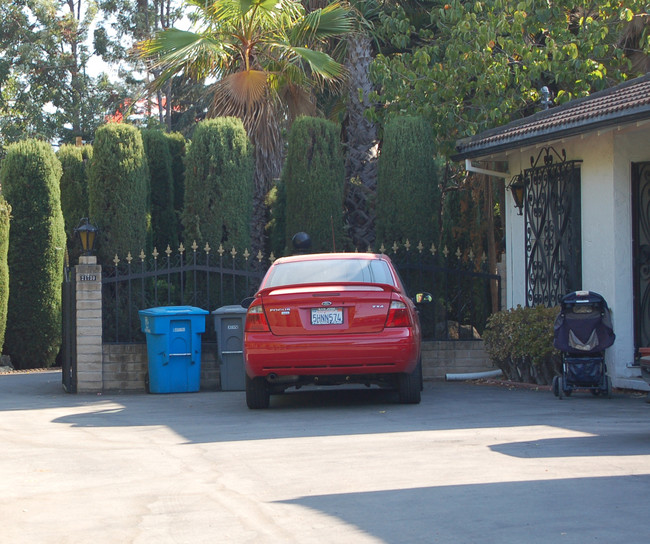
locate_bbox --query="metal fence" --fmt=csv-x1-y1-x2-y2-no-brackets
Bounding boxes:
100,241,500,343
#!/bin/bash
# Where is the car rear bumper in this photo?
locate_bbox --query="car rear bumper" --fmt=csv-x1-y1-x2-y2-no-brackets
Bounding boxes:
245,329,420,378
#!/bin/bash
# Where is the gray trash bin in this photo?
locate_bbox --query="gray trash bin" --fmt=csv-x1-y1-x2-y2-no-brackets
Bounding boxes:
212,305,248,391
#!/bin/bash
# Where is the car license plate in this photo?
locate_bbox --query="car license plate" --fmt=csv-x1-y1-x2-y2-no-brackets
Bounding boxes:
311,307,343,325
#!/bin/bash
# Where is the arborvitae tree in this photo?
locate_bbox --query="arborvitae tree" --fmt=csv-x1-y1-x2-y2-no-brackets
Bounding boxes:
57,143,92,261
165,131,186,225
142,129,177,252
1,140,66,369
375,116,441,246
0,196,10,354
282,116,346,253
182,118,254,252
88,123,149,264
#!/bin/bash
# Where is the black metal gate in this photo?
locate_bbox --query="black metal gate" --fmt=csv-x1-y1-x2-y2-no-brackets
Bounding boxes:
632,162,650,350
524,147,582,307
61,264,76,393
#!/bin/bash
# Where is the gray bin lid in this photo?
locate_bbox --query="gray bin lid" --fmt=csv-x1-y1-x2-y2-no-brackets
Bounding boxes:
212,305,248,315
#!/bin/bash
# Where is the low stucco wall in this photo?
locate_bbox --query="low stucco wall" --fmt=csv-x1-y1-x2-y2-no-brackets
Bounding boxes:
100,340,493,392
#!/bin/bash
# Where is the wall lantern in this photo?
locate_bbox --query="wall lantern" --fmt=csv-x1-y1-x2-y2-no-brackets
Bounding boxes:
508,174,525,216
75,218,98,256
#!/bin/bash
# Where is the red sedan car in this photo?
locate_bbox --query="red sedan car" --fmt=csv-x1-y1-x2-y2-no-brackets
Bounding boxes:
243,252,427,408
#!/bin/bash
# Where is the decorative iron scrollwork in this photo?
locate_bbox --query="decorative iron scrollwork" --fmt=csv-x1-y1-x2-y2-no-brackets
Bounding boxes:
524,147,582,307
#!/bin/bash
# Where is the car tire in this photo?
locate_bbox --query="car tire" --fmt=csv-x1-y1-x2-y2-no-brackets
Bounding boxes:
398,359,422,404
246,375,270,409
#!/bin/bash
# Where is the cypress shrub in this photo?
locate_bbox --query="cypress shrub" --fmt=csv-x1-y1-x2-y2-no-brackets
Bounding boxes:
88,123,149,264
0,196,10,354
1,140,66,369
375,116,441,246
182,117,254,252
57,143,92,261
165,131,186,224
142,129,177,251
282,116,346,253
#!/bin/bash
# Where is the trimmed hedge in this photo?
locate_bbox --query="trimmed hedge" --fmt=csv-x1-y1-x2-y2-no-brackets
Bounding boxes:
0,196,10,354
57,143,92,261
181,118,254,252
483,305,562,385
142,129,177,252
376,116,441,245
165,131,186,223
1,139,66,368
282,116,346,253
88,123,149,264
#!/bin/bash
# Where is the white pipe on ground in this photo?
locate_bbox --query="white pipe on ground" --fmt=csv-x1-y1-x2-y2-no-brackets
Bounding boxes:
445,369,503,381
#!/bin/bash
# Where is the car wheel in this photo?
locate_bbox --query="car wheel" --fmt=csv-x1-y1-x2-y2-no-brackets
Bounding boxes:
246,375,270,409
398,359,422,404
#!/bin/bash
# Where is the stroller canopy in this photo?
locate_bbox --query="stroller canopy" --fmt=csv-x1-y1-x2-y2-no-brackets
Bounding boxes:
553,291,616,354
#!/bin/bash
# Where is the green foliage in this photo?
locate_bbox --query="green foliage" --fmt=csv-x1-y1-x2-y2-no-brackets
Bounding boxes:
282,116,347,253
371,0,650,156
0,139,65,368
181,117,254,252
142,129,177,251
265,181,287,258
88,123,150,264
0,195,10,353
483,305,562,385
376,116,441,244
165,131,186,221
57,143,93,260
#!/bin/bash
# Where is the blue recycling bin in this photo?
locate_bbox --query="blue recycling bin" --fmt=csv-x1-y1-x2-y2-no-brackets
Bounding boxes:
139,306,209,393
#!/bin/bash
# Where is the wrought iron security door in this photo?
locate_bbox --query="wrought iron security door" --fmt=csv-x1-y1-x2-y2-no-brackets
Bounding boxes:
632,162,650,350
524,148,582,307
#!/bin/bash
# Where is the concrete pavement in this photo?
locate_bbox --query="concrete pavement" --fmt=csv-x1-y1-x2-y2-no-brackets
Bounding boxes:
1,371,650,543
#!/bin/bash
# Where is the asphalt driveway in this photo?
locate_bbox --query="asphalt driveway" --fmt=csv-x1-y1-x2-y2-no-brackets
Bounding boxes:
1,371,649,544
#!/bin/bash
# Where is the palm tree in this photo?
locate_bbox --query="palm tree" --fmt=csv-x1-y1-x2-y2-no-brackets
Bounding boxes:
140,0,352,253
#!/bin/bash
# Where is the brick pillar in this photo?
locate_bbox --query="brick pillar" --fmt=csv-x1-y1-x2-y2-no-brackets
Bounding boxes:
75,256,103,393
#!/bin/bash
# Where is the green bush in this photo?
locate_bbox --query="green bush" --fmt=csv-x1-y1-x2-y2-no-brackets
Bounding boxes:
483,305,562,385
1,139,66,368
142,129,177,252
57,143,92,261
282,116,346,253
0,196,10,353
181,117,254,252
88,123,149,264
165,131,186,222
376,116,441,245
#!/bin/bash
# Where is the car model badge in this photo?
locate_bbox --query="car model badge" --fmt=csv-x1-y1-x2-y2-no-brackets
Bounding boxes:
321,301,332,306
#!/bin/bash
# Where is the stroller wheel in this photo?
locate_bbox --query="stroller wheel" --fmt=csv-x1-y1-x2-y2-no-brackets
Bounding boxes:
552,376,559,397
606,376,612,399
557,377,564,399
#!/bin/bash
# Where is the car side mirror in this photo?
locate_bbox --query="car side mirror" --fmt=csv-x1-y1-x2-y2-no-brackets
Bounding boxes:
415,292,432,304
241,297,254,309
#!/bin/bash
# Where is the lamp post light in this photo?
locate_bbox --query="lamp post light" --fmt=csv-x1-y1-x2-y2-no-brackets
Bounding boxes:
75,218,98,256
508,175,525,216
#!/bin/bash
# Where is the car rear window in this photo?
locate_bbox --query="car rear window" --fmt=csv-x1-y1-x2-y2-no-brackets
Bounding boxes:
264,258,395,288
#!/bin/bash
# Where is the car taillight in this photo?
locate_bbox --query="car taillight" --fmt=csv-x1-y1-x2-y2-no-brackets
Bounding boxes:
385,300,411,328
245,304,270,332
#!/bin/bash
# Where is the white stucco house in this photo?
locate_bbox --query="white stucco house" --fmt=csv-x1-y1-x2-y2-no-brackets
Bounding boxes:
453,73,650,391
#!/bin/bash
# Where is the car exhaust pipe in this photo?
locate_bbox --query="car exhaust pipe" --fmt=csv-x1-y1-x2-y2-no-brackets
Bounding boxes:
268,373,279,383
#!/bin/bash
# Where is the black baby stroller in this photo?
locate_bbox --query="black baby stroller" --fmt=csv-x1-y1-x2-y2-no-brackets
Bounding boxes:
552,291,615,399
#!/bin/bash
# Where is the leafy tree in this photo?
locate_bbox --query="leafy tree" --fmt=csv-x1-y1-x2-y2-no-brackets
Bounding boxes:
0,0,128,148
0,195,9,354
142,129,177,251
376,116,441,246
88,123,150,264
181,117,254,252
282,116,346,253
1,140,66,369
370,0,650,155
140,0,353,253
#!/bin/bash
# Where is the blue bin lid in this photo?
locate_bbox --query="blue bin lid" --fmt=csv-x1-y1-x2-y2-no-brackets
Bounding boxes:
139,306,209,317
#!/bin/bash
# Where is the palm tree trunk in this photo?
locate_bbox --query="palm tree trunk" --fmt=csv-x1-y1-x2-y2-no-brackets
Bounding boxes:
344,32,379,249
